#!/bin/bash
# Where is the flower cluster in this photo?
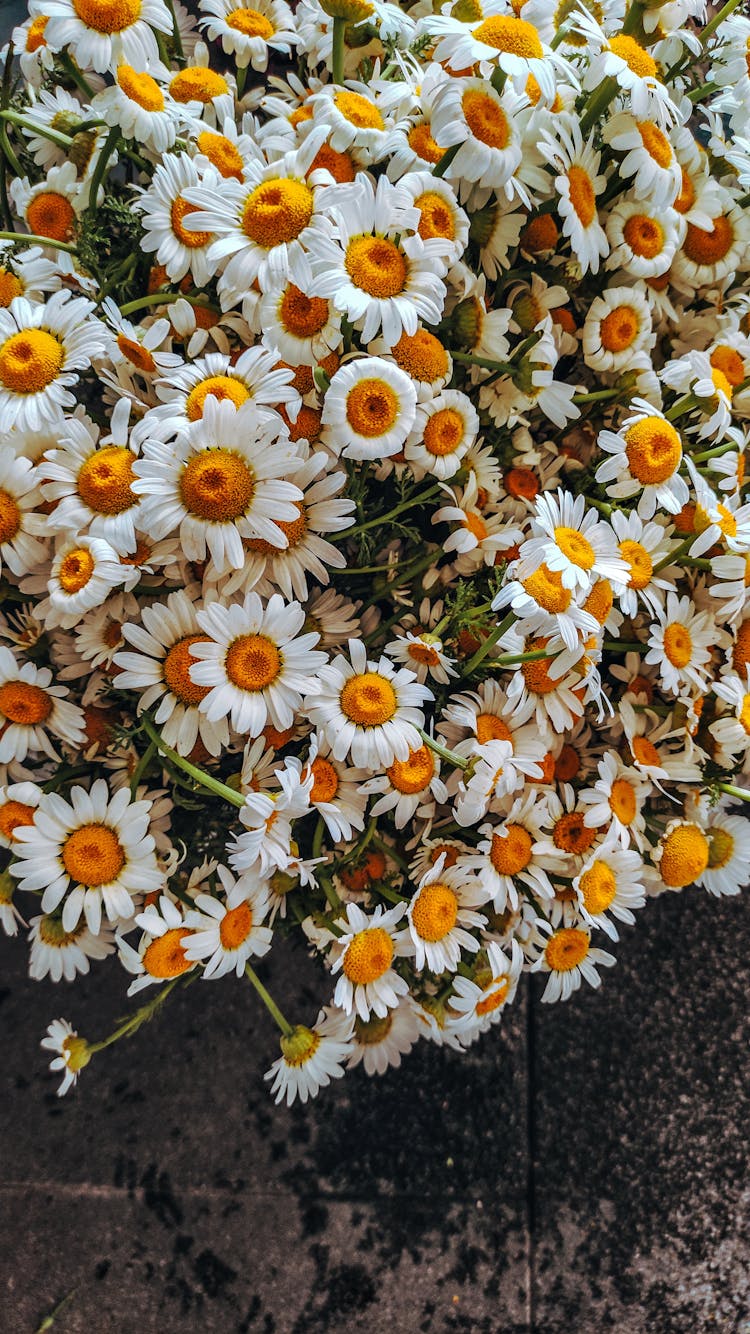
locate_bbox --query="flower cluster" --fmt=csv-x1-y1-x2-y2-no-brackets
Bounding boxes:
1,0,749,1104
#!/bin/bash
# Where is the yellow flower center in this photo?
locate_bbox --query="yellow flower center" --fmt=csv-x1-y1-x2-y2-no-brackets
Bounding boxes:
476,713,512,745
710,345,745,388
170,196,213,248
407,121,444,165
490,824,532,876
630,734,660,767
624,416,681,484
619,538,652,590
333,89,384,130
26,14,49,51
423,407,464,457
310,755,339,803
226,6,275,37
180,449,255,521
554,525,595,569
170,67,229,104
411,882,458,942
38,915,86,946
27,191,76,242
599,304,640,353
733,620,750,673
0,679,52,725
390,328,448,383
476,977,510,1015
622,212,664,258
545,926,590,971
0,488,21,544
522,562,571,614
521,212,559,253
62,823,125,886
521,635,556,694
609,777,636,824
0,329,64,394
117,63,164,110
472,14,543,56
567,165,596,227
278,284,329,338
73,0,141,34
281,1024,321,1066
711,368,733,403
344,234,407,298
739,693,750,735
185,374,250,421
247,503,307,554
707,827,734,869
196,131,244,181
242,177,313,247
462,89,510,150
354,1012,393,1044
387,744,433,795
308,142,356,183
163,633,212,706
579,859,617,915
659,823,709,888
345,376,400,437
77,445,136,515
225,634,282,691
553,811,597,855
609,34,658,78
662,621,692,669
343,926,394,983
0,269,24,306
116,333,156,373
219,900,253,948
143,927,194,978
0,798,36,841
583,578,613,625
683,215,733,265
414,190,455,242
340,671,397,726
58,547,95,594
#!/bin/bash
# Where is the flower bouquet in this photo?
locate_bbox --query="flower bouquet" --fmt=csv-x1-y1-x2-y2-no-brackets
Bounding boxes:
1,0,749,1106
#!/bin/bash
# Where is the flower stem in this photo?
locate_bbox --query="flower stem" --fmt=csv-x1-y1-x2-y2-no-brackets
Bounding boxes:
580,76,617,137
334,483,442,542
463,611,516,675
332,17,346,84
700,0,745,46
418,728,469,770
119,292,217,317
130,739,157,799
664,392,700,421
432,142,460,179
718,782,750,803
0,229,79,255
141,715,246,809
0,110,74,148
90,978,182,1052
88,124,120,212
245,963,294,1037
59,52,95,99
653,534,693,573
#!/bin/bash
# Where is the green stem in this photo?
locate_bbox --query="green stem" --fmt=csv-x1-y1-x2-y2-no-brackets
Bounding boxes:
664,392,699,421
141,715,246,808
334,483,442,543
332,16,346,84
236,65,247,99
418,728,468,770
88,125,120,211
688,81,720,102
693,440,741,462
334,818,377,868
621,0,645,35
119,291,216,317
495,647,554,666
245,963,294,1037
0,109,74,148
0,228,78,255
602,640,646,653
312,814,326,860
0,125,22,178
717,782,750,802
653,534,693,573
59,52,95,99
700,0,745,46
432,142,460,179
90,978,181,1052
463,612,516,675
129,738,157,799
580,76,617,137
573,387,623,404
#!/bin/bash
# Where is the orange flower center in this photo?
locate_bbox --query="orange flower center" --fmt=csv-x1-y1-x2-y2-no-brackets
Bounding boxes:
490,824,532,876
117,63,164,110
579,859,617,915
407,121,444,165
225,634,282,691
0,329,64,394
170,67,229,105
340,671,397,726
346,377,400,437
185,374,250,421
0,679,52,725
545,926,590,971
472,14,543,55
553,812,597,855
62,824,125,886
77,445,136,515
610,778,636,824
462,88,510,149
567,165,596,227
411,883,458,941
659,823,709,888
58,547,95,594
599,304,640,352
345,234,407,298
220,900,253,948
0,798,36,841
310,755,339,803
624,416,681,484
0,489,21,544
72,0,141,34
180,449,255,520
226,6,274,37
170,196,213,248
609,34,657,77
333,89,384,129
143,927,194,978
683,215,734,265
623,212,664,258
163,634,212,706
423,407,465,456
387,744,433,794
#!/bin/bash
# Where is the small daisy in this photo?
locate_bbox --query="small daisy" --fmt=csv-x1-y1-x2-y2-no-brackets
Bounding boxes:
184,866,273,978
347,996,422,1076
11,778,162,934
645,592,715,696
265,1005,355,1106
573,836,646,940
144,346,299,438
585,29,673,118
41,1017,91,1096
674,198,750,290
199,0,298,69
0,780,42,850
10,162,88,265
596,400,689,519
0,648,85,764
530,923,616,1003
539,118,608,275
0,451,45,579
711,669,750,756
369,326,453,403
0,292,104,433
430,76,524,193
259,276,343,367
117,893,198,994
0,241,61,306
38,403,141,556
329,901,410,1020
101,299,183,381
386,630,458,687
579,751,649,850
93,60,187,153
698,808,750,898
230,757,314,877
321,357,417,461
449,939,524,1038
398,170,470,270
492,559,599,654
404,857,486,974
305,637,432,769
404,390,479,482
136,152,217,287
29,912,114,983
652,819,711,891
582,286,654,374
428,8,564,100
308,82,392,163
304,733,369,843
29,535,126,629
610,510,675,618
191,591,326,736
361,740,448,830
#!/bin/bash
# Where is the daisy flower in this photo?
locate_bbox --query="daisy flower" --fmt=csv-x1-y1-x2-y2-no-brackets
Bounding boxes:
605,196,685,278
449,939,524,1038
307,173,449,349
697,808,750,898
93,61,187,153
136,152,217,287
432,474,523,572
645,592,715,696
133,397,304,574
579,750,649,849
0,241,61,305
459,791,563,912
521,489,627,594
143,346,299,438
191,591,326,736
199,0,298,70
35,0,173,73
0,648,85,764
10,162,89,264
0,291,104,433
582,286,654,374
492,558,599,654
539,118,608,275
308,82,392,164
321,357,417,461
370,325,453,403
397,170,470,270
0,780,42,850
230,756,314,877
573,836,646,940
428,7,564,100
265,1005,355,1106
529,923,616,1003
438,680,548,783
29,912,114,983
0,451,45,578
259,276,343,366
117,893,198,994
361,740,448,830
429,77,524,193
101,299,183,381
404,857,485,974
404,390,479,482
596,401,689,519
347,995,422,1076
652,819,711,891
184,866,273,978
305,637,432,769
386,630,458,687
329,900,410,1020
610,510,675,618
584,27,672,117
304,733,369,843
711,669,750,757
41,1018,91,1096
38,404,141,556
30,535,126,629
11,778,162,934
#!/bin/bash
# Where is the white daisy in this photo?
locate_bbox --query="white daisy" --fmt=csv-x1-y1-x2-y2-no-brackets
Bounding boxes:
581,286,654,374
361,739,448,830
0,647,85,764
645,592,715,696
430,76,524,193
0,292,104,433
449,939,524,1037
347,995,422,1076
259,275,343,366
38,403,141,555
329,900,410,1020
404,857,486,973
136,152,217,287
199,0,298,70
265,1005,355,1106
93,60,187,153
184,866,273,978
539,118,608,275
459,790,563,911
41,1017,91,1096
35,0,173,73
605,196,685,278
29,912,114,982
521,489,627,594
596,400,689,519
321,356,417,461
117,893,198,994
573,836,646,940
0,451,45,578
698,808,750,898
529,923,616,1003
404,390,479,482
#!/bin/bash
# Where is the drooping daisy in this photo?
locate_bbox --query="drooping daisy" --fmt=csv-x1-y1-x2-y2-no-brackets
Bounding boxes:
529,923,616,1003
34,0,173,73
645,592,715,696
265,1005,355,1106
321,357,417,461
230,755,314,877
133,397,304,574
449,938,524,1038
199,0,298,70
582,286,654,374
596,401,689,519
398,170,469,271
29,912,114,983
438,679,548,784
0,648,85,764
492,558,599,654
347,995,422,1076
41,1017,91,1096
329,900,410,1020
585,28,673,117
404,389,479,482
539,118,608,275
11,779,162,933
305,637,432,769
191,591,326,736
0,292,104,433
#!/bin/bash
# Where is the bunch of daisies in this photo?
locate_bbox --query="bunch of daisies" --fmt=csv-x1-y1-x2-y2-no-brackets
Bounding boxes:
1,0,750,1105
